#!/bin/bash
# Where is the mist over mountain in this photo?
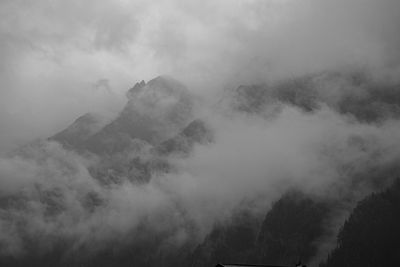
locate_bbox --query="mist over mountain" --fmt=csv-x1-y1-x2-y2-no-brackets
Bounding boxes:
0,70,400,267
1,0,400,266
320,179,400,267
50,113,110,150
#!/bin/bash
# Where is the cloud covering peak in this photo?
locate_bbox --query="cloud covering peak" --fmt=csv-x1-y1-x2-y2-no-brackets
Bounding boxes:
1,0,400,152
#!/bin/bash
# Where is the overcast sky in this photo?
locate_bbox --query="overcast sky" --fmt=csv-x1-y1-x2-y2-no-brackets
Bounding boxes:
1,2,400,262
1,0,400,152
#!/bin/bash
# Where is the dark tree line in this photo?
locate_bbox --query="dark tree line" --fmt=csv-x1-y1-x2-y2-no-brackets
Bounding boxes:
320,179,400,267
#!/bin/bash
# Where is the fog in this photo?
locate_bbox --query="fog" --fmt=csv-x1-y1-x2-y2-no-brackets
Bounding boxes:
1,0,400,265
1,0,400,151
2,103,400,259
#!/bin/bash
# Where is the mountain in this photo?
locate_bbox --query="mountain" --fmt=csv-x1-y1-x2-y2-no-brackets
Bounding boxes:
186,209,260,267
186,191,330,267
255,191,329,265
320,179,400,267
223,70,400,122
49,112,108,150
155,119,213,156
225,76,316,114
47,76,214,185
50,76,195,155
87,118,214,185
84,76,195,154
3,71,400,267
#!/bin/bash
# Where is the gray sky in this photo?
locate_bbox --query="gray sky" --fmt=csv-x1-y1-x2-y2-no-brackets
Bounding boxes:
1,0,400,152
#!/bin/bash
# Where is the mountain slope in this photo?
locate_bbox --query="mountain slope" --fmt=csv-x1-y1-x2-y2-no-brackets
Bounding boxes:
186,191,329,267
49,112,107,150
84,76,194,154
155,119,213,156
320,179,400,267
223,71,400,122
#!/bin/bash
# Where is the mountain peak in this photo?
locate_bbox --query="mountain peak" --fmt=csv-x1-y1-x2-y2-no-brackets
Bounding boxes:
147,75,186,90
126,76,187,100
80,76,194,154
126,80,146,99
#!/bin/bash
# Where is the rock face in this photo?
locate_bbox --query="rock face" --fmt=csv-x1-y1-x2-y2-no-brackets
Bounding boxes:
155,119,213,156
84,76,195,154
46,76,214,187
50,112,107,150
50,76,195,155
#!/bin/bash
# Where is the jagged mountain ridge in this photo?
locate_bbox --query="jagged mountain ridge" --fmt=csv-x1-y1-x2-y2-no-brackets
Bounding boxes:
52,71,400,157
2,71,400,267
51,76,198,155
223,70,400,122
49,75,213,186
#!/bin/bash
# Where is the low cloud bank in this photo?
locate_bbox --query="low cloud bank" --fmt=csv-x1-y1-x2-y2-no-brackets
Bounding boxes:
1,96,400,261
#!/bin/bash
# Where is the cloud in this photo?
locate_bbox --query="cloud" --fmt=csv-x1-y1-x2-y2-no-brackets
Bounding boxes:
1,1,400,262
1,0,400,152
2,104,399,251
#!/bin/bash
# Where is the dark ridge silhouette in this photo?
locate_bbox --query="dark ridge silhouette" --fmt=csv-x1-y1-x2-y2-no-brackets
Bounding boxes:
186,192,329,267
320,178,400,267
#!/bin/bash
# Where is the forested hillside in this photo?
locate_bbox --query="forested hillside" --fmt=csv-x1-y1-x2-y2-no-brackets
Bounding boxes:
321,179,400,267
